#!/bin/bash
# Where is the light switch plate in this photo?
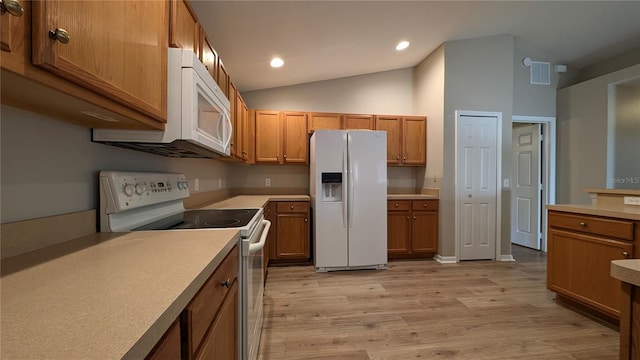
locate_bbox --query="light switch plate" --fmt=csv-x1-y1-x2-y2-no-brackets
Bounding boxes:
265,178,271,187
623,196,640,206
503,179,510,188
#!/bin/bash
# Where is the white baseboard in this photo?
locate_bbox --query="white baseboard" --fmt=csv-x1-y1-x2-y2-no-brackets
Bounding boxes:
434,254,457,264
498,254,515,262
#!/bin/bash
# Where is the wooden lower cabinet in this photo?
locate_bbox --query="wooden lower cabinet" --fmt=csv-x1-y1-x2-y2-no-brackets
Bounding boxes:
268,201,311,264
619,283,640,360
194,281,238,360
547,210,636,322
387,199,438,258
145,319,181,360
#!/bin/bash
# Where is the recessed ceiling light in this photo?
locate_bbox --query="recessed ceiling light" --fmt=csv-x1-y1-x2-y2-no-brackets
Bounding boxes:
395,41,410,51
270,57,284,68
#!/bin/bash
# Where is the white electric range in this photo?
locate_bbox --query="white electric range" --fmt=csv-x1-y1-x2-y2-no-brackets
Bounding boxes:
99,171,268,360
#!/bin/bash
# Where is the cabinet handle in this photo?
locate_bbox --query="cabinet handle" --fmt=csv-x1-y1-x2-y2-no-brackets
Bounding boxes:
423,203,427,207
221,279,231,288
579,222,586,227
283,154,287,158
623,251,630,257
406,216,410,220
403,156,406,160
242,151,247,154
49,28,70,44
304,218,308,222
413,216,416,220
396,156,400,160
290,205,294,209
395,203,399,208
0,0,23,16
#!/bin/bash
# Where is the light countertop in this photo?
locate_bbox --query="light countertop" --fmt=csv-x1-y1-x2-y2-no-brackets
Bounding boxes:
546,203,640,221
387,194,439,200
611,260,640,287
1,230,240,360
193,194,310,210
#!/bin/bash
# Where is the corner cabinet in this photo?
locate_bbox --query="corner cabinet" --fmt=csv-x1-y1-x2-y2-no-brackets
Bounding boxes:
547,210,636,322
375,116,426,166
31,1,168,122
255,110,308,164
387,199,438,258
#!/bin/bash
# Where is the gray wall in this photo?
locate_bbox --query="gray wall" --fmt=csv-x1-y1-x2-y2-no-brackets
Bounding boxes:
612,83,640,188
441,34,515,257
0,105,230,223
556,64,640,204
513,40,561,117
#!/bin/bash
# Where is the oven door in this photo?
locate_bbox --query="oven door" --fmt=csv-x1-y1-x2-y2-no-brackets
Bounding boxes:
241,218,270,360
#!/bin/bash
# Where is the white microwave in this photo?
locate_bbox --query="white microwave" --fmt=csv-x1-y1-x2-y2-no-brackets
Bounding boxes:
93,48,232,158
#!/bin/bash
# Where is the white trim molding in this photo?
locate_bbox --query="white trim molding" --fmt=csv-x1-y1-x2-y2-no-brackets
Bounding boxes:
434,254,457,264
498,254,515,262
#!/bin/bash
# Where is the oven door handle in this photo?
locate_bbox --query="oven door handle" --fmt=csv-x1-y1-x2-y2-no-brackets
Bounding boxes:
249,219,271,253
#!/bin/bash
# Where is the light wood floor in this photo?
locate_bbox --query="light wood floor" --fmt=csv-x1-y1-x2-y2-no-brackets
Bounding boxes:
258,245,619,359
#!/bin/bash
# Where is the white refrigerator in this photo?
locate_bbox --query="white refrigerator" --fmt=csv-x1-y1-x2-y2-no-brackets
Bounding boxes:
310,130,387,272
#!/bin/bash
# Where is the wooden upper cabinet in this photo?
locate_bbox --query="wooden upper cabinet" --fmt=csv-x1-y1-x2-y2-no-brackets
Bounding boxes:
342,114,374,130
169,0,198,56
402,116,426,165
235,92,246,160
31,1,168,122
217,58,229,99
375,115,402,164
228,82,238,157
199,28,218,82
1,0,25,54
308,112,341,133
255,110,281,163
282,112,308,163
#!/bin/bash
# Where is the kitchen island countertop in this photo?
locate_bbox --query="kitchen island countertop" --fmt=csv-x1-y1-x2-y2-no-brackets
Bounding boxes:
546,203,640,221
611,259,640,287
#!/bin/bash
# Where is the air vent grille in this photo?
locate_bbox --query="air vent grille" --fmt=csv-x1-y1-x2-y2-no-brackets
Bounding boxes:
530,61,551,85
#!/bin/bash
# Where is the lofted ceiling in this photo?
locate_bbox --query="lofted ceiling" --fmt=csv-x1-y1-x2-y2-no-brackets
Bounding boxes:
191,1,640,92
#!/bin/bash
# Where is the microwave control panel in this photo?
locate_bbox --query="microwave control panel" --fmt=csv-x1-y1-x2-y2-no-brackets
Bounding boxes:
100,171,190,214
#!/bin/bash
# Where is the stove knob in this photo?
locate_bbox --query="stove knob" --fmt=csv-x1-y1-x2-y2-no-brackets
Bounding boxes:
135,183,146,195
123,183,135,196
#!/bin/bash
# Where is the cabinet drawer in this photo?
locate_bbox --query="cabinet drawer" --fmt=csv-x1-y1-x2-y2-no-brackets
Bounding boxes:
548,211,634,241
387,200,410,211
412,200,439,211
277,202,309,213
185,245,238,357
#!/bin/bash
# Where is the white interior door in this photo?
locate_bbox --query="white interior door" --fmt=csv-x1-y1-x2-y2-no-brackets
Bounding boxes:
511,124,542,249
457,115,498,260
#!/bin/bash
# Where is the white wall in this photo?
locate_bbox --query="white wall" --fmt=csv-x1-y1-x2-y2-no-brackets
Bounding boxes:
556,64,640,204
0,105,230,223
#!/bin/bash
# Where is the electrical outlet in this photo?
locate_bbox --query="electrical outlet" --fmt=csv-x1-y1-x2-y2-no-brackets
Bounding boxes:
265,178,271,187
503,179,510,188
194,178,199,191
218,178,222,188
624,196,640,206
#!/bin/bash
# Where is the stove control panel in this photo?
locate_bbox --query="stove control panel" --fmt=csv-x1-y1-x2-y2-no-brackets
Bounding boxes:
100,171,190,214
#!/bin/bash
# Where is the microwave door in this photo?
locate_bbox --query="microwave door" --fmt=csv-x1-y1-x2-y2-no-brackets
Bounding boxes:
182,68,232,156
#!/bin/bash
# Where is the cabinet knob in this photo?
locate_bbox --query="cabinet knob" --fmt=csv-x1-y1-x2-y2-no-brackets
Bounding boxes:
304,218,308,222
395,203,399,208
396,156,400,160
220,279,231,288
579,222,586,227
406,216,410,220
423,203,427,207
0,0,23,16
283,154,287,158
413,216,416,220
290,205,294,209
49,28,70,44
623,251,630,257
403,156,406,160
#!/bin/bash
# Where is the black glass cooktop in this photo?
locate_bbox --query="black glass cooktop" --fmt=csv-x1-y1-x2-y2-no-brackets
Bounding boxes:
133,209,260,231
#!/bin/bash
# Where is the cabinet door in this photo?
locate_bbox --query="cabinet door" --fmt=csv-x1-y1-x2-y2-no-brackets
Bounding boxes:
195,281,238,360
282,112,308,164
375,116,402,165
245,106,255,164
217,59,229,98
342,114,374,130
411,211,438,253
255,111,281,163
548,229,634,319
236,93,247,161
308,112,341,133
145,320,181,360
263,202,276,275
199,30,218,82
1,0,25,54
228,83,238,157
387,210,411,255
402,116,426,165
31,1,168,122
276,213,310,259
169,0,198,55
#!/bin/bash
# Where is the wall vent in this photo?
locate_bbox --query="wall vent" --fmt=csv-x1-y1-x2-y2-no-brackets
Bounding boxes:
530,61,551,85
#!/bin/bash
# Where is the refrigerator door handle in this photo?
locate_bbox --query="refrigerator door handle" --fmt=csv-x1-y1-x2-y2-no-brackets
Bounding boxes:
342,145,348,228
348,138,354,229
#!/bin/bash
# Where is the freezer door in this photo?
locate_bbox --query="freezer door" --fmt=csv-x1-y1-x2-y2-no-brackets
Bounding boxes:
311,130,349,268
347,131,388,267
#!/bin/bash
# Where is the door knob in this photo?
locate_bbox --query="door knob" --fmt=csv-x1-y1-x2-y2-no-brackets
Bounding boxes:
49,28,70,44
0,0,23,16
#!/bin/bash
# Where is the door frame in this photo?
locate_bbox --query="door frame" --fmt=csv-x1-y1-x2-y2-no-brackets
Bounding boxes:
454,110,503,261
512,115,556,252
